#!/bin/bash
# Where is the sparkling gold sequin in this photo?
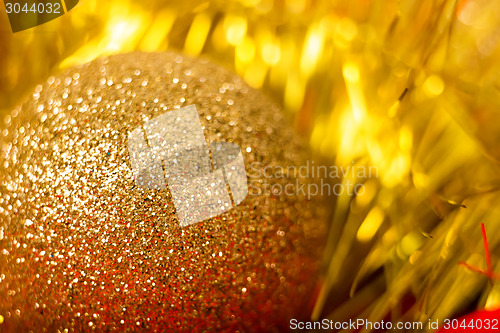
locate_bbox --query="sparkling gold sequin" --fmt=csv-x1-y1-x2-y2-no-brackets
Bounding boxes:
0,52,327,331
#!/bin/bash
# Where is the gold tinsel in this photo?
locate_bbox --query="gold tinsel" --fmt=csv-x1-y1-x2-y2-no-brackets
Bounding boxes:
2,0,500,331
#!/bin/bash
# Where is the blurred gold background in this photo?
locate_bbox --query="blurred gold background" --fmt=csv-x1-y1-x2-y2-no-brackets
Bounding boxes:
3,0,500,330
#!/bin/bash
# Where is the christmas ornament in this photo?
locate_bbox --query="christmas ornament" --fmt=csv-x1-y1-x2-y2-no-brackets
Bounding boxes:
0,52,327,331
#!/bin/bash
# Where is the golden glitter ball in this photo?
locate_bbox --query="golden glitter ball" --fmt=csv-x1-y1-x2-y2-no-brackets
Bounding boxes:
0,52,327,331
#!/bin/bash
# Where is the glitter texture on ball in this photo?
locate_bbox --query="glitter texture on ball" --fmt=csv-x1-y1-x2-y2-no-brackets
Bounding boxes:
0,52,327,332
